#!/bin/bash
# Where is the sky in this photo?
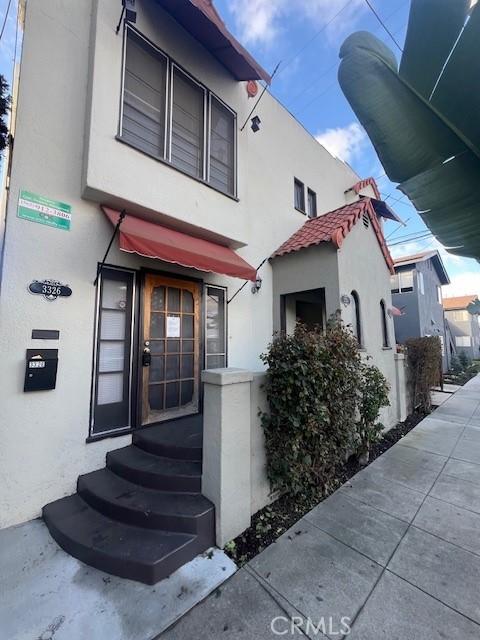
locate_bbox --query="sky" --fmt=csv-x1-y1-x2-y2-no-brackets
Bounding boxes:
213,0,480,298
0,0,478,297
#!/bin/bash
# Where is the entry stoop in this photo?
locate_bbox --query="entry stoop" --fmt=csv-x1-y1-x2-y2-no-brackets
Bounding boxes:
43,415,215,585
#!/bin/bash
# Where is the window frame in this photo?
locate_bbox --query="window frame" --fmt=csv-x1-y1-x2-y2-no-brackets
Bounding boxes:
391,270,414,294
351,290,362,347
119,25,238,198
380,299,390,348
294,178,306,213
307,188,317,218
90,266,137,438
204,284,228,370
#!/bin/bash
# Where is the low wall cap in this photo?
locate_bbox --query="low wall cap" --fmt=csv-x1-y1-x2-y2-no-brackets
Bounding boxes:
202,368,254,385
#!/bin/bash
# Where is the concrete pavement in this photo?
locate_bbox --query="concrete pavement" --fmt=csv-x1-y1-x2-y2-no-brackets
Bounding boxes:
161,375,480,639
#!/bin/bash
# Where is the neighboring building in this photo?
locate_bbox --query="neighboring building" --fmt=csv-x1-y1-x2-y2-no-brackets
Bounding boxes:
443,295,480,360
390,250,450,370
0,0,406,583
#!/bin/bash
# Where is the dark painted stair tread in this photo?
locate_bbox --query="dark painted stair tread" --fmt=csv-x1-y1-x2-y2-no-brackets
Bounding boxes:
43,494,201,584
78,468,213,520
134,415,202,459
107,445,202,491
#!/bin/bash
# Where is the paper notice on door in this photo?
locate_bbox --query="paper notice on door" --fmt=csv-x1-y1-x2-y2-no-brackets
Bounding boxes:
166,315,181,338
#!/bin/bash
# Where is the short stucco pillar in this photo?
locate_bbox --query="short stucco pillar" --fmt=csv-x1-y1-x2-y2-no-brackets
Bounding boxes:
201,368,254,547
394,353,408,422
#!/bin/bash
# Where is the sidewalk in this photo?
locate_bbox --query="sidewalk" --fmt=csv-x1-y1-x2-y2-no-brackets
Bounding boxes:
161,375,480,639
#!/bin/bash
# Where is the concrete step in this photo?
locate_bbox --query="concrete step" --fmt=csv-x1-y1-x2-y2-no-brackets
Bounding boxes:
107,445,202,492
43,494,208,585
133,415,203,461
78,468,214,536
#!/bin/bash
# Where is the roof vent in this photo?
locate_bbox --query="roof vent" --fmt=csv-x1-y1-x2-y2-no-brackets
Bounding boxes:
362,213,370,228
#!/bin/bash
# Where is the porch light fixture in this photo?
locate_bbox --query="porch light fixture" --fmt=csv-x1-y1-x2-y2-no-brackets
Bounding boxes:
341,294,351,307
251,276,262,294
251,116,261,133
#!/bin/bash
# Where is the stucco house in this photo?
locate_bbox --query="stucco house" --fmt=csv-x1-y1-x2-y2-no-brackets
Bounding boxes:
0,0,408,584
391,250,450,370
443,295,480,361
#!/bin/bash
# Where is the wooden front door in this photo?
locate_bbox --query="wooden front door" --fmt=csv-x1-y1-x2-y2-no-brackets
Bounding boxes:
142,274,201,425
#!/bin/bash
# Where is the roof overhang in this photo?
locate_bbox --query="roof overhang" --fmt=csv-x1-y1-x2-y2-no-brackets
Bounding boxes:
394,250,450,285
154,0,271,84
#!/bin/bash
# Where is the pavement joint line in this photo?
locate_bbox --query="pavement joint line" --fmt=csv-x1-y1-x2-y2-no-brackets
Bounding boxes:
408,522,480,560
300,515,386,569
424,487,480,516
348,410,468,636
394,441,459,458
384,567,480,629
335,489,413,525
244,565,314,639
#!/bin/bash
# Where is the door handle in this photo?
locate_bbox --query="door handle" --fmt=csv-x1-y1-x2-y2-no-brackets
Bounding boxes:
142,347,151,367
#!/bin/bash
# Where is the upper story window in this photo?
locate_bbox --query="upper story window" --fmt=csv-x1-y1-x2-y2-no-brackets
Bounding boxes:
451,310,470,322
418,271,425,294
436,285,442,305
294,178,305,212
120,28,237,197
307,188,317,218
390,270,414,294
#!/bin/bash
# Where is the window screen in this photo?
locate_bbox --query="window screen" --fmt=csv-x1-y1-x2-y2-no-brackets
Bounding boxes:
92,268,134,435
209,97,235,195
294,179,305,211
171,68,205,178
307,188,317,218
122,30,167,158
205,286,227,369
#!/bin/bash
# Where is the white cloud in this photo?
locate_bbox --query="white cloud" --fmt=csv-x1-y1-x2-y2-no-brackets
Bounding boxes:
315,122,367,163
228,0,364,47
443,272,480,298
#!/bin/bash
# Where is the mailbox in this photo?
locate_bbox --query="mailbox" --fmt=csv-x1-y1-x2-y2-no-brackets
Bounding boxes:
24,349,58,392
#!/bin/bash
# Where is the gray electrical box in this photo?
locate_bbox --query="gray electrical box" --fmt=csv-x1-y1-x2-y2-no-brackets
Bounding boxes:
24,349,58,392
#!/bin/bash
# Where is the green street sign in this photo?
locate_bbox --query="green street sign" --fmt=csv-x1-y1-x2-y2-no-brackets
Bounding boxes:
17,190,72,231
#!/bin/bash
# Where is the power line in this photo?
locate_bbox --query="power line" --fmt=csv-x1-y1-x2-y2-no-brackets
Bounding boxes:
278,0,356,78
362,0,403,52
0,0,12,42
388,232,433,247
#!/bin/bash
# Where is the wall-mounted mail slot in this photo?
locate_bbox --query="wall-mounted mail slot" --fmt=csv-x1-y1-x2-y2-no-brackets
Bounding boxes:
24,349,58,392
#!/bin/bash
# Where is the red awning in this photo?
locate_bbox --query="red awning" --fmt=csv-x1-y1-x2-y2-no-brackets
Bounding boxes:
102,207,257,281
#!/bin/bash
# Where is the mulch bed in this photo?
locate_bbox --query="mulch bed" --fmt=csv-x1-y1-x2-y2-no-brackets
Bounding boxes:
224,411,426,566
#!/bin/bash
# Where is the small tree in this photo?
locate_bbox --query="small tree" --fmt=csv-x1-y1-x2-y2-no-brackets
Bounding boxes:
0,75,10,153
459,351,470,370
357,362,390,462
406,336,442,413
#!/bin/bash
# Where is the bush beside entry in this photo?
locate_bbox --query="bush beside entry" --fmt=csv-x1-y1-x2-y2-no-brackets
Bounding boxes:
405,336,442,413
260,320,390,498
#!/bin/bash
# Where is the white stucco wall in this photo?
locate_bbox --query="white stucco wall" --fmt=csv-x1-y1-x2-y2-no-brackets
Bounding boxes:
0,0,369,528
337,219,399,428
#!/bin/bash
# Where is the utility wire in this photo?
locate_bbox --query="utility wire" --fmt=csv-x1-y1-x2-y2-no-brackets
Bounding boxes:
0,0,12,42
388,232,433,247
362,0,403,52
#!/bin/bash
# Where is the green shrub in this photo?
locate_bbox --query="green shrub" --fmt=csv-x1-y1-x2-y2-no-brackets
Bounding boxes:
406,336,442,412
260,320,389,498
357,362,390,453
459,351,470,370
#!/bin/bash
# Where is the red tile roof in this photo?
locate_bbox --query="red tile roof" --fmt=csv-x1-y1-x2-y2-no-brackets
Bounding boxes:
349,177,381,200
443,295,479,311
271,198,394,273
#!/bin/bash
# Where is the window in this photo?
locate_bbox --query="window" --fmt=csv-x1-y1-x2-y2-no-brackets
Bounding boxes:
121,28,236,196
451,310,469,321
205,286,227,369
437,285,442,305
380,299,389,347
307,188,317,218
122,29,168,158
294,178,305,212
390,270,414,293
209,97,235,194
456,336,471,347
418,271,424,295
171,67,205,178
91,268,135,436
351,290,362,346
